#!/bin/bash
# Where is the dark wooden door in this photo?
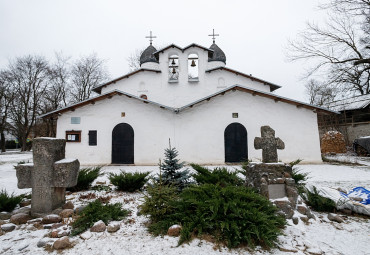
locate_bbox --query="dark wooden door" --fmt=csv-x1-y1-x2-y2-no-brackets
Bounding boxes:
112,123,134,164
224,123,248,163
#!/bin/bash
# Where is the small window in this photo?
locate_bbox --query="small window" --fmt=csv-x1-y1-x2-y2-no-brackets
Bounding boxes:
88,130,97,146
66,130,81,142
71,117,81,124
232,113,238,118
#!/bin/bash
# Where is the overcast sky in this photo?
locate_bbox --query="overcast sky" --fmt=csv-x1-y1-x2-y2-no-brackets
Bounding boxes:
0,0,328,102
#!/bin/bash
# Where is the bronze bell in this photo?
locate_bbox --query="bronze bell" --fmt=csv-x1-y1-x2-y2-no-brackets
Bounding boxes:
191,60,196,67
171,59,176,65
172,67,176,74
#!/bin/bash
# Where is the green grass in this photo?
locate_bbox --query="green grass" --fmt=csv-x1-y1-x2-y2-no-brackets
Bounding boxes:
71,199,129,235
68,166,103,192
0,189,23,212
109,171,150,192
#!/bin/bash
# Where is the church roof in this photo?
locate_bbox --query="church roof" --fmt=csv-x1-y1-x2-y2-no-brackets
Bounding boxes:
154,43,214,58
92,68,161,94
140,45,159,65
41,85,337,119
208,43,226,63
206,66,281,92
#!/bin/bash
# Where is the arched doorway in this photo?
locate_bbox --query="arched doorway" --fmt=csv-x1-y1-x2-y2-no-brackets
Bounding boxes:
224,123,248,163
112,123,134,164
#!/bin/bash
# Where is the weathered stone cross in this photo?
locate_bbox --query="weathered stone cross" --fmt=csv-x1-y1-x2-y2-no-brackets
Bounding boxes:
254,126,285,163
16,138,79,216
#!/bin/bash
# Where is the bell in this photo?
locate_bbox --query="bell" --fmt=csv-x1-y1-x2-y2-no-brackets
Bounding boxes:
171,59,176,65
191,60,196,67
172,67,176,74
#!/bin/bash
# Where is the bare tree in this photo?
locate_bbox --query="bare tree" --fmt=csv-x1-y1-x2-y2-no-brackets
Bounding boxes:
0,71,16,152
70,54,109,103
5,55,50,151
305,79,337,106
127,48,144,71
287,0,370,99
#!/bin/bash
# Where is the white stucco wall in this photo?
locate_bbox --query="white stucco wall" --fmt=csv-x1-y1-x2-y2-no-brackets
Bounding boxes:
56,90,322,165
100,46,272,108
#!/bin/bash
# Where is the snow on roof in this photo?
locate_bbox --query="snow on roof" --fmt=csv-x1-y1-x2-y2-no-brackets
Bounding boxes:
326,94,370,111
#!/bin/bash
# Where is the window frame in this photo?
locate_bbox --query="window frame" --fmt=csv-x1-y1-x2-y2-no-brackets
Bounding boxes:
66,130,81,142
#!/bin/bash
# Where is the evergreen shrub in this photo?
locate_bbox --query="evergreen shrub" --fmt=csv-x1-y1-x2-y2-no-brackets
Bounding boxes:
109,171,150,192
0,189,23,212
68,166,103,192
190,164,244,187
71,199,129,235
145,184,286,248
303,186,336,212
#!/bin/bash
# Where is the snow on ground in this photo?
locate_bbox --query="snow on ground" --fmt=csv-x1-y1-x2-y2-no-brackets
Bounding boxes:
0,152,369,255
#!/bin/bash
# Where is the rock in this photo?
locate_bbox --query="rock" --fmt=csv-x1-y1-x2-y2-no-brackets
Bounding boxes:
42,214,62,224
278,244,298,253
96,181,106,185
10,213,31,225
74,205,87,215
80,231,92,240
167,224,182,237
58,229,70,238
26,225,37,231
51,223,65,229
12,207,31,215
274,200,294,219
19,199,31,207
27,218,42,224
1,223,16,232
50,230,59,238
53,236,71,250
90,220,106,232
297,205,307,215
107,223,120,233
307,247,323,255
37,238,53,248
52,208,63,215
43,224,53,229
328,213,344,223
300,215,309,223
0,212,12,220
62,201,74,210
339,208,352,215
284,172,292,178
292,216,299,225
59,209,74,218
306,209,316,220
0,220,6,226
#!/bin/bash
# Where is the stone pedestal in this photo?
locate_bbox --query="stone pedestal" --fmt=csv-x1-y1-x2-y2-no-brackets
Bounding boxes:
244,163,298,219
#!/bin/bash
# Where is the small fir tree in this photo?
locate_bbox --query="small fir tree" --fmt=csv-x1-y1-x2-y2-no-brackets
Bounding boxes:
159,139,191,190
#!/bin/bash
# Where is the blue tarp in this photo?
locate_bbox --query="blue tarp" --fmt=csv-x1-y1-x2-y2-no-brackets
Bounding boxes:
345,187,370,205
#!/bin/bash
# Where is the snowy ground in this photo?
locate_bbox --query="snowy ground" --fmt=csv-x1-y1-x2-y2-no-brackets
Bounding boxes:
0,152,369,255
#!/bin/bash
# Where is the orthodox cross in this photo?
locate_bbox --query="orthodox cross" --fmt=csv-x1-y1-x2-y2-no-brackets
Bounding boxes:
15,138,80,216
145,31,157,45
208,29,219,43
254,126,285,163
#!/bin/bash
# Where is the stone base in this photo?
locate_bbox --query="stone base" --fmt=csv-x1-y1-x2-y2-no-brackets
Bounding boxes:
244,162,299,219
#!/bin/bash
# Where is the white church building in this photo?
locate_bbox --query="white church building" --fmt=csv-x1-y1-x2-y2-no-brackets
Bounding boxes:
42,32,335,165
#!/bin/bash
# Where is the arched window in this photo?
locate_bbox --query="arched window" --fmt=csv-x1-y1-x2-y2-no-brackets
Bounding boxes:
168,55,179,82
188,53,199,81
140,94,148,100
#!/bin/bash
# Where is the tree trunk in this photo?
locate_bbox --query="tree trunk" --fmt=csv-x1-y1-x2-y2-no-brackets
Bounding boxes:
0,132,5,152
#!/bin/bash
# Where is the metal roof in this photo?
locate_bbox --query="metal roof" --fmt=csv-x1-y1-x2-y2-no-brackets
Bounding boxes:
325,94,370,111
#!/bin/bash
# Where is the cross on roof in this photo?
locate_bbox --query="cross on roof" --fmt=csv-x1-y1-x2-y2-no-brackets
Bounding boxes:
145,31,157,45
208,29,219,43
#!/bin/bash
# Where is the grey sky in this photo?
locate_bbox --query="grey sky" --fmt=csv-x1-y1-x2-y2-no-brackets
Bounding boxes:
0,0,328,102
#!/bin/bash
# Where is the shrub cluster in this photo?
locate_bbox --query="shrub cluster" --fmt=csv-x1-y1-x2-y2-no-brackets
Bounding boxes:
191,164,244,187
0,189,23,212
71,199,129,235
303,186,336,212
68,166,103,192
109,171,150,192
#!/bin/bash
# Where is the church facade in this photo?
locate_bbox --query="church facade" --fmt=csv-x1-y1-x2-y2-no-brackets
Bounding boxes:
42,35,335,165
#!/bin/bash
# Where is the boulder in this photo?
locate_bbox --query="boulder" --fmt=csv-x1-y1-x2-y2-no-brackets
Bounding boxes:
42,214,62,224
59,209,74,218
1,223,16,232
107,223,120,233
10,213,31,225
90,220,106,232
297,205,308,215
80,231,92,240
19,199,31,207
167,224,182,237
53,236,71,250
37,238,53,248
292,216,299,225
328,213,344,223
0,212,12,220
62,201,74,210
12,207,31,215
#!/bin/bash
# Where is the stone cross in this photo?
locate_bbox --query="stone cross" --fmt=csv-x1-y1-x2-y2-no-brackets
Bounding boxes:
15,138,79,216
254,126,285,163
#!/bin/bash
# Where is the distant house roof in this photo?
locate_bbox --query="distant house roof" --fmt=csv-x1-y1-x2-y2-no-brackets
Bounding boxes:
41,85,337,119
92,68,161,94
206,67,281,92
325,94,370,111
